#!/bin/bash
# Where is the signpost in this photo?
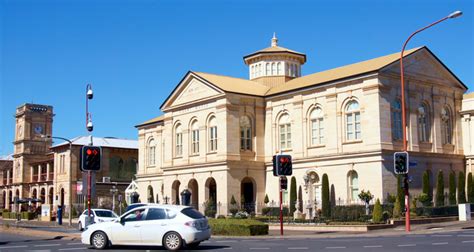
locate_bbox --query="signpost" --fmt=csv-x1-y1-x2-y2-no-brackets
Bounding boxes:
273,154,292,236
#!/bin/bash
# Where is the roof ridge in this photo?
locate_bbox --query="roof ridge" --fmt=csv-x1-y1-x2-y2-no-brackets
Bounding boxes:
193,71,257,82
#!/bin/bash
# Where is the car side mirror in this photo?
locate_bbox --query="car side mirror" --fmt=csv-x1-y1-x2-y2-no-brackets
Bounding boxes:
119,218,125,225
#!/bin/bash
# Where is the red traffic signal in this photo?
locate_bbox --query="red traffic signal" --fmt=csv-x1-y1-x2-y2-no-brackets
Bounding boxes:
81,146,102,171
272,154,292,176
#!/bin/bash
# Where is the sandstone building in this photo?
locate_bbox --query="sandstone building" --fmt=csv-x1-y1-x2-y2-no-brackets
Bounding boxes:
135,36,467,217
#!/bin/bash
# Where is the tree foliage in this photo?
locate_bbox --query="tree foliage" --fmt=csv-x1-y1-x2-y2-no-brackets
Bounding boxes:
422,170,432,205
393,196,401,219
449,171,457,205
290,176,297,215
298,186,303,212
435,170,445,207
468,172,474,203
397,175,404,211
321,174,330,218
458,171,466,204
372,199,383,223
264,194,269,205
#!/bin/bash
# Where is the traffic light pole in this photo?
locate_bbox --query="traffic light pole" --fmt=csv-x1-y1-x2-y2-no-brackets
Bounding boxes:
279,179,283,236
404,174,410,232
87,170,91,225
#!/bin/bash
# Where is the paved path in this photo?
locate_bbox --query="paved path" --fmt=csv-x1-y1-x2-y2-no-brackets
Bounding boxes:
1,229,474,251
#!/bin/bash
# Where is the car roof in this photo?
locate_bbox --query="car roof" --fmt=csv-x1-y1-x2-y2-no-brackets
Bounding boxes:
91,208,115,211
131,204,191,211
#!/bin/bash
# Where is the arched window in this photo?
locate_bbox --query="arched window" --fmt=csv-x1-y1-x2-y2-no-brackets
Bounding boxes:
266,63,270,76
418,103,430,142
277,62,282,75
310,107,324,146
147,185,154,203
175,123,183,157
251,65,255,78
240,116,252,151
347,171,359,203
208,116,217,152
441,106,452,144
279,113,292,150
392,100,402,140
191,120,199,154
345,100,361,141
147,138,156,166
271,62,276,75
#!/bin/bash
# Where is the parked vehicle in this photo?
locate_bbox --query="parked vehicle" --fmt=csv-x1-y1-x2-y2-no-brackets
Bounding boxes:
78,209,119,231
81,205,211,250
124,203,148,213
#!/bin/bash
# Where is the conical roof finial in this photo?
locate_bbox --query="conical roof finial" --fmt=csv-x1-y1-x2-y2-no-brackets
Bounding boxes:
271,32,278,47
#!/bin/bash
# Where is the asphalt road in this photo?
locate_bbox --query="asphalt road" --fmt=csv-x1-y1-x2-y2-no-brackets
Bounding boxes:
1,229,474,252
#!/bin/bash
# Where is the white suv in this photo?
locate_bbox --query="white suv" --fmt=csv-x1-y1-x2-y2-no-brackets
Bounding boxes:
81,205,211,250
78,209,119,231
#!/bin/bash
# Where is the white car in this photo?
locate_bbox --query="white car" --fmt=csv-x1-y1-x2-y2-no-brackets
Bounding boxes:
78,209,119,231
81,205,211,250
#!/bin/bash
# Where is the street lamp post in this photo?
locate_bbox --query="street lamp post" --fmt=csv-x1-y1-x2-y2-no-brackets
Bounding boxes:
399,10,462,233
42,135,73,226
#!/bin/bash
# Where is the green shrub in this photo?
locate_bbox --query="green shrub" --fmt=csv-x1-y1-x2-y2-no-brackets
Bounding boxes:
449,171,456,205
261,207,289,217
397,175,404,211
422,170,433,205
321,174,330,218
208,218,269,236
330,205,368,222
298,186,303,212
229,195,238,216
20,212,35,220
468,173,474,203
264,194,269,205
458,171,466,204
418,193,432,207
217,215,226,219
435,170,445,206
204,198,217,218
290,176,297,215
372,199,383,223
386,193,396,204
415,206,458,217
2,211,10,219
393,196,401,218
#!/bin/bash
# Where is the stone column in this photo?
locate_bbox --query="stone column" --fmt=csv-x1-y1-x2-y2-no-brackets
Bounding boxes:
46,163,50,181
38,165,42,182
6,170,10,185
30,166,34,182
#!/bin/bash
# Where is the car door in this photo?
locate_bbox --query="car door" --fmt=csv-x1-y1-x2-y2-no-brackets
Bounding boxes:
140,208,169,245
110,208,146,245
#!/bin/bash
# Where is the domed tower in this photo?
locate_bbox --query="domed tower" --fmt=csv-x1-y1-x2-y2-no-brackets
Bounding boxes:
243,34,306,88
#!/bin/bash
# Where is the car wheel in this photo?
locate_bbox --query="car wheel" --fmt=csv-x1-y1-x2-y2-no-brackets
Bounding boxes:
91,231,108,250
78,222,83,231
187,242,201,249
163,232,182,251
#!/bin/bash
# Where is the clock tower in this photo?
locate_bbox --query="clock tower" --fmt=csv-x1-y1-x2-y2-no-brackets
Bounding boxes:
13,104,54,186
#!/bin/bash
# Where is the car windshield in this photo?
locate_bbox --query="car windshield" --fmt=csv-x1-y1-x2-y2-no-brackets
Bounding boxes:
181,208,205,219
95,210,117,218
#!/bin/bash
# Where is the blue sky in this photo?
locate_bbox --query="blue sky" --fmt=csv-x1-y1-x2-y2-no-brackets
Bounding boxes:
1,0,473,156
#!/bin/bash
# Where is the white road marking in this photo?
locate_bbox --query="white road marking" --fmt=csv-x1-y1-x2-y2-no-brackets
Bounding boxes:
216,240,237,243
325,247,346,249
429,228,443,230
458,234,474,237
363,245,383,248
67,243,84,245
58,248,86,251
461,240,474,243
249,248,270,250
0,245,28,249
432,242,448,245
432,234,452,237
222,248,233,250
398,244,416,247
34,244,61,247
288,248,308,250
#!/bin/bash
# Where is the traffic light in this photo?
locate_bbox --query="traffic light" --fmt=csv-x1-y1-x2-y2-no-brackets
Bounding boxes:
280,176,288,190
272,154,292,176
394,152,409,175
81,146,102,171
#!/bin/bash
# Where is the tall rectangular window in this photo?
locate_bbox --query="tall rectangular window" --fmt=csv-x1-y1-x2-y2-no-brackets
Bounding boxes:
280,124,291,149
192,129,199,154
175,133,182,156
209,126,217,152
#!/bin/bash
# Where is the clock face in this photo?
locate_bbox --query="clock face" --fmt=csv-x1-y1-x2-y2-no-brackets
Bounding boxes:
34,124,43,134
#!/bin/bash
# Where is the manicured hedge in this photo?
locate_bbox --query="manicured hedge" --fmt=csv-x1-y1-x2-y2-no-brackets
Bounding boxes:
1,211,36,220
21,212,35,220
208,218,268,236
415,206,458,217
261,207,289,216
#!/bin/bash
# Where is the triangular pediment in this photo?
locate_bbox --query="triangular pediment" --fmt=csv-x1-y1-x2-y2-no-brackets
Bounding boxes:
161,72,224,110
381,47,466,90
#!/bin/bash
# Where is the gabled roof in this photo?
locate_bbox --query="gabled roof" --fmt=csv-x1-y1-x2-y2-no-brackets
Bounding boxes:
193,72,270,96
266,47,423,95
135,115,164,128
51,136,138,150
